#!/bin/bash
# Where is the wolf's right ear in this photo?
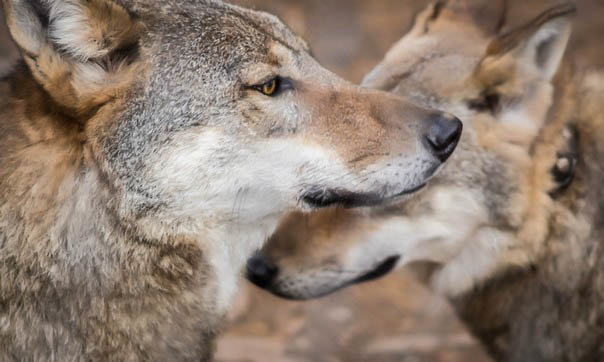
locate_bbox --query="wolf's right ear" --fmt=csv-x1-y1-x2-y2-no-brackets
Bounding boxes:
476,3,576,86
2,0,142,114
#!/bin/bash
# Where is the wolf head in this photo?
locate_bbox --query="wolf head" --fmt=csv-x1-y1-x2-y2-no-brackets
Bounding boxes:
2,0,467,320
247,1,578,299
2,0,461,260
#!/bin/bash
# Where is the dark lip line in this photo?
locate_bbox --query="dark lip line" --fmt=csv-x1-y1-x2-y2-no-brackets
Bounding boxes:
302,182,428,209
352,255,401,284
268,255,402,301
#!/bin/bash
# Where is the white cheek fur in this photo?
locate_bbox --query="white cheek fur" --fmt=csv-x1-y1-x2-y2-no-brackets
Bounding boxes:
342,186,509,297
146,122,442,312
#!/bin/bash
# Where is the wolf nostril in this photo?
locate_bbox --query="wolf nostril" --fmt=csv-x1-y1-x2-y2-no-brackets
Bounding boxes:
246,254,278,289
423,113,463,162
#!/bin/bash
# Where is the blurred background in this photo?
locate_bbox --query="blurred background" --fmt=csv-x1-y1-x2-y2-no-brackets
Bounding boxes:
1,1,602,361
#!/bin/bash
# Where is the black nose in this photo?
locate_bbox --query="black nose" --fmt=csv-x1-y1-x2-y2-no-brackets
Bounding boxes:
246,254,278,289
423,114,463,162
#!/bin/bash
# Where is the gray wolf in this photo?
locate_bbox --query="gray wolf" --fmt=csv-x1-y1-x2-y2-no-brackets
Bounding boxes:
0,0,461,360
248,1,604,360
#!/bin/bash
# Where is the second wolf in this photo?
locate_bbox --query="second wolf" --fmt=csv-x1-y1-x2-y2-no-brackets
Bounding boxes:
249,1,604,361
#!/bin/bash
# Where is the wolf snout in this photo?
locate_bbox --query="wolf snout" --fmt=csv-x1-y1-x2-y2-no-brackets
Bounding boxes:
246,253,278,289
423,113,463,162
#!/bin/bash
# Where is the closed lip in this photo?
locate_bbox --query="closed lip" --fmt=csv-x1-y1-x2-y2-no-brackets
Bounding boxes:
302,182,427,209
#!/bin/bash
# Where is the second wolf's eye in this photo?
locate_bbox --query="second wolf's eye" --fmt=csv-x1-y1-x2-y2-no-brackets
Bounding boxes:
468,92,500,114
254,77,280,96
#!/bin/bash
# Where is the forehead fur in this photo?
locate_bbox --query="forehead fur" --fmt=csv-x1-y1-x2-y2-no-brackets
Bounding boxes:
122,0,310,97
100,0,312,152
118,0,308,54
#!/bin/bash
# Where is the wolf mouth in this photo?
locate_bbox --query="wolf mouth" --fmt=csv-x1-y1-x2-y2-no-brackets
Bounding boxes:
352,255,401,284
302,183,426,209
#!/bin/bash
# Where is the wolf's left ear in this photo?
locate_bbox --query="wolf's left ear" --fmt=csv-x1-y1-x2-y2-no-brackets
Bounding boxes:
2,0,142,113
477,3,576,85
405,1,446,36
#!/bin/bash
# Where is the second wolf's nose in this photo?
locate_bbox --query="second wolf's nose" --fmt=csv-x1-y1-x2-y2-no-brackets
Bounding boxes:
246,254,278,289
424,114,463,162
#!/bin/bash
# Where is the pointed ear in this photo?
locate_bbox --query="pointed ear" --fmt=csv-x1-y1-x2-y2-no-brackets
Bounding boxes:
2,0,46,56
440,0,507,35
2,0,142,113
406,1,447,36
408,0,507,36
477,3,575,85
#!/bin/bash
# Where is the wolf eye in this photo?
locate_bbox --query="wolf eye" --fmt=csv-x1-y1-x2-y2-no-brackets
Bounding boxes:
249,76,293,97
254,77,280,96
468,92,500,114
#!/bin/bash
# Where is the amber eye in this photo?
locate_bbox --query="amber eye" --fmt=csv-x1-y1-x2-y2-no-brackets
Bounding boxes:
253,77,281,96
262,79,278,95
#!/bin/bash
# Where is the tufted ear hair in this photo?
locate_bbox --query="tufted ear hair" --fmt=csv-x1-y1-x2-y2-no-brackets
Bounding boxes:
2,0,143,114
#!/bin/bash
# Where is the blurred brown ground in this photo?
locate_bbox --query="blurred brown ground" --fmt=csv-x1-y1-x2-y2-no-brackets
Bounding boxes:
1,1,602,361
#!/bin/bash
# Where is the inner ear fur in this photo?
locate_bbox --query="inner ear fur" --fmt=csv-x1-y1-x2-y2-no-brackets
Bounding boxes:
476,2,576,86
2,0,143,114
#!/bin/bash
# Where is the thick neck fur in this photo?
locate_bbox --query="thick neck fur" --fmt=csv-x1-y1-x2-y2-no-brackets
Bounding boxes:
0,64,220,361
450,68,604,362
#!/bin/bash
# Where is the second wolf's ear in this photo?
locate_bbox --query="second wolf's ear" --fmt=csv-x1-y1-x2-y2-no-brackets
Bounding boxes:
476,3,576,86
409,0,507,36
406,1,446,36
2,0,142,113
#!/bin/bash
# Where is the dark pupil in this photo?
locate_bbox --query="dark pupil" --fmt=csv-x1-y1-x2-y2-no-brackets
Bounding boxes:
265,80,276,93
